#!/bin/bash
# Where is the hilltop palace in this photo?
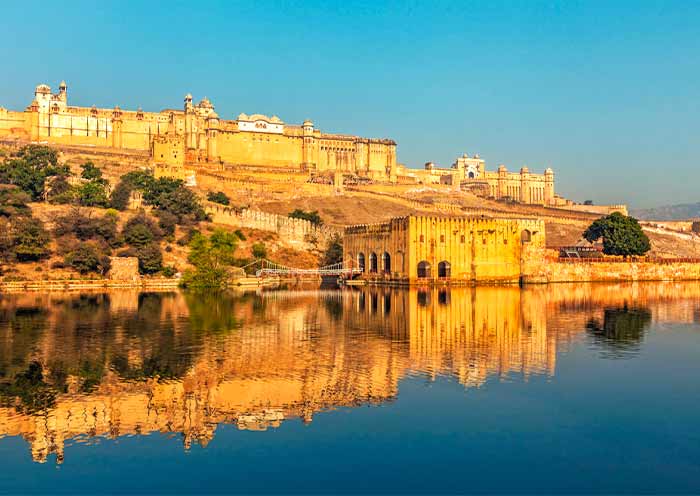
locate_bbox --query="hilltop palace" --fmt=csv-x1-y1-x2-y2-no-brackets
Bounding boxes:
0,81,562,206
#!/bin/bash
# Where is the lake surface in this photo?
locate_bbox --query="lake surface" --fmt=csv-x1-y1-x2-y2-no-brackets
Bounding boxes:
0,283,699,494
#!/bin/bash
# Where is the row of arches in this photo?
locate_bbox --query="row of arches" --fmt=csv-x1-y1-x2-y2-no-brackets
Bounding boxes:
357,252,392,274
417,261,451,278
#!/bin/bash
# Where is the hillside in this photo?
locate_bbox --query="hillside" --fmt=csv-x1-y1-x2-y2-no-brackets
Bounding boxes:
631,203,700,221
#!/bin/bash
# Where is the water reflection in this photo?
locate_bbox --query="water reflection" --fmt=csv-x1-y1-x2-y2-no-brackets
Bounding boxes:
0,283,698,463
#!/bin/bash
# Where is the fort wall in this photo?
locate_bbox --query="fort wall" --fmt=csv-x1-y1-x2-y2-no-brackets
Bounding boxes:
205,202,338,247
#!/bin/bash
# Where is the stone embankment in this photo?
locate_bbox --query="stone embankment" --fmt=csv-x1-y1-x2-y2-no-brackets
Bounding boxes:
0,278,179,292
525,256,700,284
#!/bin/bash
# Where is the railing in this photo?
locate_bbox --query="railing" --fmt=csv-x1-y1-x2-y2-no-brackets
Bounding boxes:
557,257,700,264
254,259,363,277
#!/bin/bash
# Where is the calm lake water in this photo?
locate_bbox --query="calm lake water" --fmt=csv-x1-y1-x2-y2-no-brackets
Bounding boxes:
0,284,699,494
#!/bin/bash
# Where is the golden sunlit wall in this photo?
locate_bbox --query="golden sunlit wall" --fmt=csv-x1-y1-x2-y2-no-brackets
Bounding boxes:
343,215,546,284
1,83,397,179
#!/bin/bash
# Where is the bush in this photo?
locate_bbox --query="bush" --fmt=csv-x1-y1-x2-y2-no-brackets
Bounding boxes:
234,229,246,241
251,242,267,259
65,244,111,274
54,210,120,248
109,180,134,211
0,145,67,201
80,161,105,182
123,213,162,247
288,209,323,226
0,185,31,217
11,218,51,262
322,234,343,266
155,210,178,237
136,242,163,274
77,181,109,207
161,266,177,277
207,191,230,205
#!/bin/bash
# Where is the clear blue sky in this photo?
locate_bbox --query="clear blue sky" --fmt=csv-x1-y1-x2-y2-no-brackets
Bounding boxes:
1,0,698,208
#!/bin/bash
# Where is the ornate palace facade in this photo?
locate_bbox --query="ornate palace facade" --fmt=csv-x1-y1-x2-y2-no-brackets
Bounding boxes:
0,81,397,179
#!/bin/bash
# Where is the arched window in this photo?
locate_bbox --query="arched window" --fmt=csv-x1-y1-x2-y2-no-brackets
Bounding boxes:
438,261,451,278
382,252,391,273
417,261,431,278
358,253,366,272
369,252,378,273
521,230,532,243
468,171,475,179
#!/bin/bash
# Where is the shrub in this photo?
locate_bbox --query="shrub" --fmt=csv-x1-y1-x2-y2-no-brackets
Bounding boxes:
207,191,230,205
54,210,120,248
11,218,51,262
234,229,246,241
288,209,323,226
77,181,109,207
123,213,162,247
0,185,31,217
80,161,105,182
161,266,177,277
136,242,163,274
65,244,111,274
322,234,343,266
109,180,134,211
251,242,267,259
155,210,178,237
0,145,66,200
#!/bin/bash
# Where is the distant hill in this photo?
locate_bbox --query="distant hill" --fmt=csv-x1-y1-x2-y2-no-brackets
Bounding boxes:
631,203,700,221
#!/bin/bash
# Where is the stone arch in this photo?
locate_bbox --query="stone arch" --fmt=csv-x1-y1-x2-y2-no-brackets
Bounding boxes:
521,230,532,243
358,253,366,273
468,171,475,179
417,260,431,278
438,261,451,278
382,252,391,273
369,252,378,273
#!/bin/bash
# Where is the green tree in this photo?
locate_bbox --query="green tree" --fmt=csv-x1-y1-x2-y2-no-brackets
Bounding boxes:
207,191,230,205
251,241,267,259
136,242,163,274
0,145,67,201
181,229,239,288
0,185,31,217
583,212,651,256
80,161,106,183
11,218,51,262
123,213,162,247
288,209,323,226
322,234,343,266
109,180,134,210
77,181,109,207
65,243,111,274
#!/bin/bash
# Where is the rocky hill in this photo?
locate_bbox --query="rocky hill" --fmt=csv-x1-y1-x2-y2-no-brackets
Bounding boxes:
631,203,700,221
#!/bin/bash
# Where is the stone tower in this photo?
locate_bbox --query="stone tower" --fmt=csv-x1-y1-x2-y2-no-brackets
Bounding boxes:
207,111,219,162
497,164,507,198
302,119,315,170
520,166,530,204
544,168,554,205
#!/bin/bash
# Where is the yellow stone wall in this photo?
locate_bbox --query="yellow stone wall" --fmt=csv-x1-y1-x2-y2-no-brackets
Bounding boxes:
0,82,397,179
343,215,546,284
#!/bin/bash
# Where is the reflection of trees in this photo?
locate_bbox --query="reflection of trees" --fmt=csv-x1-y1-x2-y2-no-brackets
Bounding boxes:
0,291,245,405
586,305,651,358
0,361,56,414
185,290,243,333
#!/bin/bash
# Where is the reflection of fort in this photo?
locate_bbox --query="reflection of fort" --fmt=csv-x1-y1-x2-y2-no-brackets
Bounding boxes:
1,283,699,463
